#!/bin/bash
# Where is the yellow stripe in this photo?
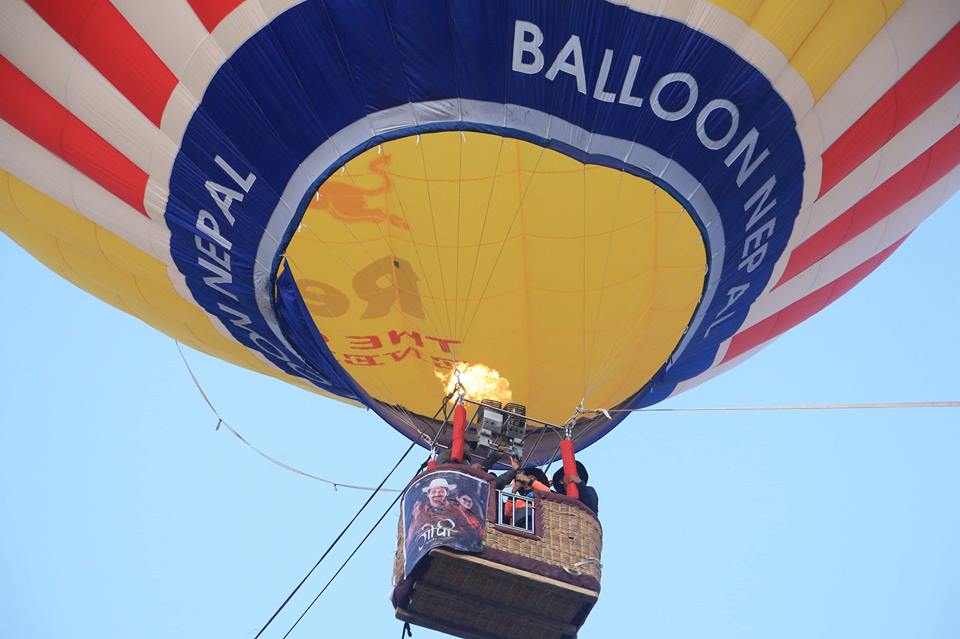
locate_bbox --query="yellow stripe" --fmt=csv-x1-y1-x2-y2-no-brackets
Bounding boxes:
0,169,352,403
711,0,905,99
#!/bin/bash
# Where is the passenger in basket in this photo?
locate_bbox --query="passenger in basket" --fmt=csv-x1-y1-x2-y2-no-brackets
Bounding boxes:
503,467,550,530
552,461,599,515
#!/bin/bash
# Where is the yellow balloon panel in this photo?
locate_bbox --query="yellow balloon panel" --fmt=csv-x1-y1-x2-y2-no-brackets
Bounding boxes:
712,0,903,99
0,170,334,400
285,132,706,424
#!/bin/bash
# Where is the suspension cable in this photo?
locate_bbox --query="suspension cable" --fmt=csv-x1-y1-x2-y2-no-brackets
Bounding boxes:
249,396,448,639
281,490,404,638
252,441,414,639
563,401,960,453
602,401,960,413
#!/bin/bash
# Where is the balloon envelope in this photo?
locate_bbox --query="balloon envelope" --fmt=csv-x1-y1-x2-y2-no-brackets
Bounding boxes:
2,0,957,460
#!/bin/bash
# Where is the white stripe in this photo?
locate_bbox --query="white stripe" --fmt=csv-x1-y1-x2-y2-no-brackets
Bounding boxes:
141,1,309,382
0,2,72,105
0,120,155,257
0,0,205,241
108,1,309,380
657,1,960,402
209,1,271,55
111,0,209,79
0,0,186,253
0,1,164,174
777,0,959,290
0,4,178,286
615,0,815,120
148,0,303,224
674,167,960,395
0,2,188,280
803,0,960,153
777,83,960,273
174,0,300,103
792,0,958,214
612,0,822,208
741,167,960,332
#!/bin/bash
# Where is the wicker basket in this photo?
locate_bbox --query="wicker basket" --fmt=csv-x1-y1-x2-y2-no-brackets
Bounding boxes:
392,466,602,639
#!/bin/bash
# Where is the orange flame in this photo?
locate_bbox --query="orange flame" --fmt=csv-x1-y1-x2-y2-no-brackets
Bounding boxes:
436,362,513,405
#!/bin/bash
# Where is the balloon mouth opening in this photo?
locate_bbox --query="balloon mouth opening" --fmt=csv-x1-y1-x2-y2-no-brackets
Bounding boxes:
278,129,708,456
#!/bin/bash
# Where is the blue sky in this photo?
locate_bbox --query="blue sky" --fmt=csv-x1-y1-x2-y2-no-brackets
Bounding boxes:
2,193,958,639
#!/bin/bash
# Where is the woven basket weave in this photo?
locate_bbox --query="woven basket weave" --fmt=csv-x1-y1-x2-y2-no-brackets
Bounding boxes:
488,495,602,582
392,464,602,639
393,492,602,587
392,491,601,639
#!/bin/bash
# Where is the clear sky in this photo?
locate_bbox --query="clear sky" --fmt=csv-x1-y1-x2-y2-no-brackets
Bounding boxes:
2,193,958,639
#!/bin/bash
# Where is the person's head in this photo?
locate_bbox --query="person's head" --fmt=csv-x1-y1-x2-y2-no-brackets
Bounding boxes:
551,467,566,494
457,494,474,510
552,461,589,494
515,467,549,494
523,467,550,487
422,478,456,507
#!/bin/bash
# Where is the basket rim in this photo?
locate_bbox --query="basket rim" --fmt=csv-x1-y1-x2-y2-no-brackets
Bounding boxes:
406,464,602,531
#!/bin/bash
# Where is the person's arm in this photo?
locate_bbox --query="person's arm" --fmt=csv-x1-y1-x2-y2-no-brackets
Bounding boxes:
579,486,599,514
494,456,522,490
494,468,518,490
530,480,550,492
476,450,503,472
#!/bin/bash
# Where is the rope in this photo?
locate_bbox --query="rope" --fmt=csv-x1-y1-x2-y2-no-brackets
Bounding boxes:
249,400,448,638
566,400,960,451
604,401,960,413
252,440,414,639
455,135,507,337
174,341,402,492
562,557,603,576
217,419,402,492
281,489,405,638
523,421,551,463
457,144,548,347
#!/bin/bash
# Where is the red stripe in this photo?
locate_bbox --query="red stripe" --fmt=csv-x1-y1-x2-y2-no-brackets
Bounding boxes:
819,24,960,196
778,125,960,285
0,57,149,217
187,0,244,32
723,236,908,363
28,0,177,126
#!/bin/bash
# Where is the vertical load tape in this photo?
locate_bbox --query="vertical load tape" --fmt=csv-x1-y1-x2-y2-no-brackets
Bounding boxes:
559,438,580,500
450,403,467,463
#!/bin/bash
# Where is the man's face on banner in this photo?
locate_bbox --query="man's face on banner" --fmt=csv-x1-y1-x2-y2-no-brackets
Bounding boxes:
428,486,448,507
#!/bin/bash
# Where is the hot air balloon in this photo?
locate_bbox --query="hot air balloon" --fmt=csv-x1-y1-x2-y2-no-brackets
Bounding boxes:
2,0,958,636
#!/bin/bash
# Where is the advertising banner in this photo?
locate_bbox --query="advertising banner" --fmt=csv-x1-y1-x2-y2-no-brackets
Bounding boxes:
402,470,490,577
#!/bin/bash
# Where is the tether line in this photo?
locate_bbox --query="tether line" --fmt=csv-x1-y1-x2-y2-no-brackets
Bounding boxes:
281,490,404,638
174,341,403,492
252,442,415,639
607,401,960,413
